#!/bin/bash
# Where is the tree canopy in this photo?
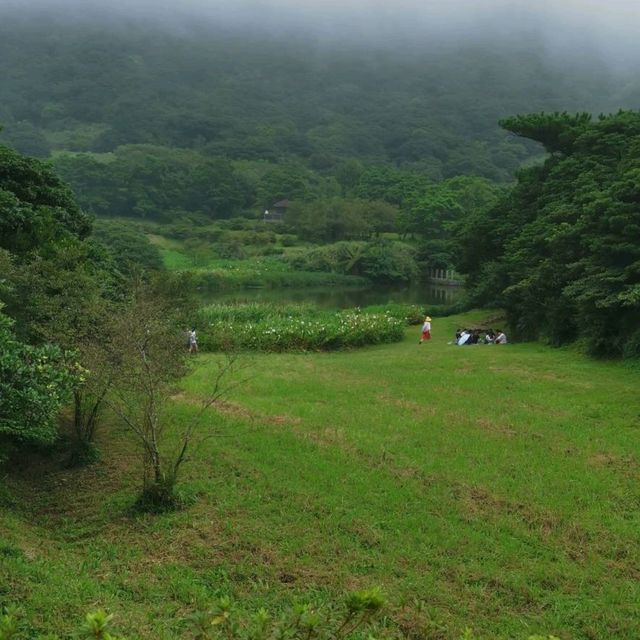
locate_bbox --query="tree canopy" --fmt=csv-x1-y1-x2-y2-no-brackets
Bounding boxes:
0,15,631,226
0,144,90,254
454,110,640,357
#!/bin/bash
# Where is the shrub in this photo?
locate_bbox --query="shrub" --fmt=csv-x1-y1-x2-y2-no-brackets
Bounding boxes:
0,601,562,640
213,241,247,260
190,589,385,640
92,219,163,276
622,328,640,360
0,309,77,448
285,240,418,283
0,590,385,640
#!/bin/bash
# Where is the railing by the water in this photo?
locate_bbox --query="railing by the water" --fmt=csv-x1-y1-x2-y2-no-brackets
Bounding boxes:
426,268,463,286
424,284,463,304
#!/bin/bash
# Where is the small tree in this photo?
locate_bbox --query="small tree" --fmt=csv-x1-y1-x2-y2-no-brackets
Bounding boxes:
69,330,118,464
107,290,239,511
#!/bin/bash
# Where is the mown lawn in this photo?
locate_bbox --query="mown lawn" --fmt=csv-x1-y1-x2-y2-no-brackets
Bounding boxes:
2,312,639,639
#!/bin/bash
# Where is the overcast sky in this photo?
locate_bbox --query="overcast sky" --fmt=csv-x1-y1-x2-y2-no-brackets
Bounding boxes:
3,0,640,63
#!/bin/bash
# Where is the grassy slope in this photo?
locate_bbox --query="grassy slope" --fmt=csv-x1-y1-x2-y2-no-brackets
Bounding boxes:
148,233,366,289
2,313,639,639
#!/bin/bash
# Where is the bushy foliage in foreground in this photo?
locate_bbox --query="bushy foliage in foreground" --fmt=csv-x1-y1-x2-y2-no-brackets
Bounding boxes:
0,309,76,450
0,595,560,640
198,303,405,352
0,591,385,640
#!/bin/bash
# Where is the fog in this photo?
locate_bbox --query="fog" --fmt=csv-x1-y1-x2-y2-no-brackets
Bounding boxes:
2,0,640,66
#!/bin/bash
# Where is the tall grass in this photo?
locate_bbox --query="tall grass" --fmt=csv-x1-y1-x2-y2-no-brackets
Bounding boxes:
360,303,425,325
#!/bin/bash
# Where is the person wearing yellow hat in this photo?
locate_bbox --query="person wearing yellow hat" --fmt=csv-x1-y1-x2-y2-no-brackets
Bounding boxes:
419,316,432,343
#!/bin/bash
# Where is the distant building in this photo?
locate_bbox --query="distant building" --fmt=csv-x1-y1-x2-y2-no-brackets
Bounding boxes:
263,199,289,223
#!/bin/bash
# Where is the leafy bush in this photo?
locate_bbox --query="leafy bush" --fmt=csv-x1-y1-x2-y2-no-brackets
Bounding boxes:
0,600,562,640
359,240,418,282
92,219,163,276
622,328,640,360
0,590,385,640
191,589,385,640
0,309,77,448
213,240,247,260
286,240,418,283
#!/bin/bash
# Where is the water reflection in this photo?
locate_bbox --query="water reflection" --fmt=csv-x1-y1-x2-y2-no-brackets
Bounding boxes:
201,283,463,309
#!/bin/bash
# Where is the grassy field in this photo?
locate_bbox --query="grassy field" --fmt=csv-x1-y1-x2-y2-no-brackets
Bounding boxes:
2,312,639,639
147,233,366,290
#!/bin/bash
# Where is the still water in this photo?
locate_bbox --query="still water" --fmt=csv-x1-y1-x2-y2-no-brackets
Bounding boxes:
202,282,463,309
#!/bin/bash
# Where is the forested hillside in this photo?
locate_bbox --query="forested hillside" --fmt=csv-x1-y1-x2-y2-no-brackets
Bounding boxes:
0,9,635,222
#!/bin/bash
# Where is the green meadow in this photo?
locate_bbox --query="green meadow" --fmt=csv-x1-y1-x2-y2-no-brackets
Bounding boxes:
147,232,366,291
2,312,639,639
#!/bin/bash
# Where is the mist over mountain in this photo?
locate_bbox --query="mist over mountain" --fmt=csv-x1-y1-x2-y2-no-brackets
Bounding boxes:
3,0,640,64
1,0,639,214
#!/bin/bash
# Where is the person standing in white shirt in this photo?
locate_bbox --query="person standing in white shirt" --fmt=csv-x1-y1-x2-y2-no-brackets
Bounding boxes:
189,328,198,353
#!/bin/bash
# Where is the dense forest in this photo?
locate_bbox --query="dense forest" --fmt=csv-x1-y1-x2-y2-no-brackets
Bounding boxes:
456,110,640,357
0,9,636,223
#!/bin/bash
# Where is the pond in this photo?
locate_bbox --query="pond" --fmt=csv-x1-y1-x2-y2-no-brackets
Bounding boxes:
201,282,464,309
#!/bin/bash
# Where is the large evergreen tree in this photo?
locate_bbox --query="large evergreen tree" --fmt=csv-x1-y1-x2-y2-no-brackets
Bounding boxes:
454,111,640,357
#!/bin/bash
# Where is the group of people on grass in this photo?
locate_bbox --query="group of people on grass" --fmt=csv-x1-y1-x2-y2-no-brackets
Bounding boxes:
455,327,507,346
420,317,507,346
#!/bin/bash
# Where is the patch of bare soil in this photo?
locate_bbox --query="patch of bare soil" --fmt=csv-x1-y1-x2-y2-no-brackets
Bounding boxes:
588,452,639,478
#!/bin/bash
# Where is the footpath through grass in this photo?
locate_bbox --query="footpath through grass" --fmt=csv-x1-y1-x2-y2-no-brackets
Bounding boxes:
2,312,639,639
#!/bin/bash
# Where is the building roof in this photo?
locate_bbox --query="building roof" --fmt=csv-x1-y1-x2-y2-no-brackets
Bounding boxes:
272,199,290,208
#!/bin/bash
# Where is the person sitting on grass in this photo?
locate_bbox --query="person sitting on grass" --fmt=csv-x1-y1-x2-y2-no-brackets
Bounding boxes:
419,316,432,343
484,330,496,344
495,330,508,344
